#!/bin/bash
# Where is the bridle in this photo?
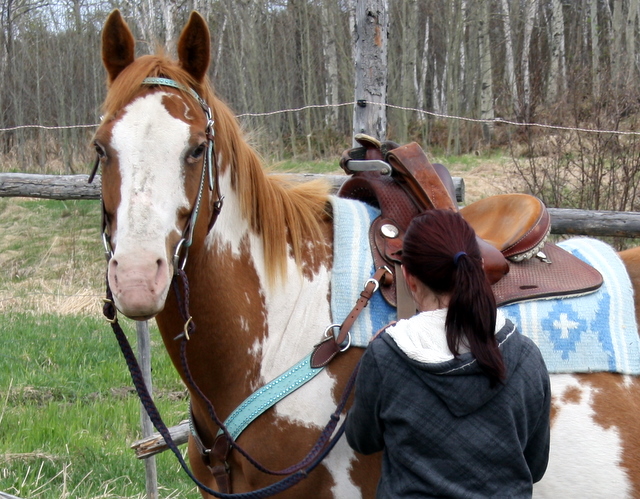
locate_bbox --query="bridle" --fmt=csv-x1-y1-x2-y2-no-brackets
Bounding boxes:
88,77,224,272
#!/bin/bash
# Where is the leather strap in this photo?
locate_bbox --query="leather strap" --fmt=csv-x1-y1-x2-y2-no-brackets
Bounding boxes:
386,143,458,211
311,267,390,368
394,262,417,320
210,435,232,493
190,405,232,493
210,464,231,494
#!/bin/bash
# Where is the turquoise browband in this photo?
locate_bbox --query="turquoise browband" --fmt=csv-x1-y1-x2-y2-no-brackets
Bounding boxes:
141,77,209,111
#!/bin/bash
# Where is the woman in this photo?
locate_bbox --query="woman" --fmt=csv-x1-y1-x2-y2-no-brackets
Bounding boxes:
345,209,551,498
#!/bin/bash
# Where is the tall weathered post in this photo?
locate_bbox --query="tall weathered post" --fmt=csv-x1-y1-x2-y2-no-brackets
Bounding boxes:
352,0,389,145
137,320,159,498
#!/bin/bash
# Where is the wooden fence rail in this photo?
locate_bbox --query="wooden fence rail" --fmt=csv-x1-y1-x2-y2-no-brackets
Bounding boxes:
3,173,640,238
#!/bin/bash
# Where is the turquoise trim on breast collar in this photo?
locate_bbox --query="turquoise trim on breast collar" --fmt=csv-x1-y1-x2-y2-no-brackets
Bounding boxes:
214,352,325,440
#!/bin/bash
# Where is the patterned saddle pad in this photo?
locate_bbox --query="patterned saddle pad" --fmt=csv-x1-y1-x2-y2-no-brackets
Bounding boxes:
501,237,640,374
330,196,640,374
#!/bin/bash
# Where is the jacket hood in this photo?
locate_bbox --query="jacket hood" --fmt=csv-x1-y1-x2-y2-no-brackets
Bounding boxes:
383,314,523,417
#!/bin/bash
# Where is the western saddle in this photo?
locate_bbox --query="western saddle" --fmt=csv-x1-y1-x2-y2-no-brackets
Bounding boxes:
338,135,603,317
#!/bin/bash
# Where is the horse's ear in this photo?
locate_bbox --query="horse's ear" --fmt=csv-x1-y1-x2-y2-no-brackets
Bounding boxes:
178,12,211,83
101,9,135,84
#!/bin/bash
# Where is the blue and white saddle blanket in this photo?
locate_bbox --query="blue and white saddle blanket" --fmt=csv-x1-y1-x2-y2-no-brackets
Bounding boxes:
329,196,640,375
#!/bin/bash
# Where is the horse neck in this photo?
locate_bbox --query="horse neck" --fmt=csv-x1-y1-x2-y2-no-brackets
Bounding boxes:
156,165,334,416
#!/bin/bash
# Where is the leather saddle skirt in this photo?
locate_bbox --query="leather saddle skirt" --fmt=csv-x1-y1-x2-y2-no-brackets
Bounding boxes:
492,242,603,306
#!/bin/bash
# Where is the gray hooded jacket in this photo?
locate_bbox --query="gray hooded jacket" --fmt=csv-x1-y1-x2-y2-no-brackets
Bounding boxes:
345,312,551,498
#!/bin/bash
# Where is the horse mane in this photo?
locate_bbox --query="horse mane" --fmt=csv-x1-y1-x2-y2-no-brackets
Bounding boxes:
101,54,331,282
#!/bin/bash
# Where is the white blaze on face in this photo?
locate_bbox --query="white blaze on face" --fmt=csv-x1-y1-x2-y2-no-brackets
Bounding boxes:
112,92,191,253
108,92,192,317
533,374,632,498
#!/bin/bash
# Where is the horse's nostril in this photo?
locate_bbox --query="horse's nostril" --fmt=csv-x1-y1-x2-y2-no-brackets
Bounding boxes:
108,258,119,284
155,258,168,284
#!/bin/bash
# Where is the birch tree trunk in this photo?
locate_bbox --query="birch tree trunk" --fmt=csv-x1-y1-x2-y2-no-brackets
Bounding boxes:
479,0,494,143
459,0,468,116
463,0,476,119
433,20,446,117
521,0,539,122
397,0,418,144
321,0,340,129
417,16,430,113
352,0,389,144
212,15,228,81
627,0,639,85
611,0,624,89
500,0,520,117
602,0,615,91
590,0,601,98
127,0,155,48
162,0,178,55
548,0,566,103
348,0,357,59
446,0,465,154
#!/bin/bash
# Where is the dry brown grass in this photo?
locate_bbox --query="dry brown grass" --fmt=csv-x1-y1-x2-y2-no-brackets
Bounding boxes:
0,198,104,317
448,162,524,204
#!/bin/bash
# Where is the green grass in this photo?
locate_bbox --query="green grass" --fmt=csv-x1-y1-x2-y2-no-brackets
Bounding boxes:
433,149,511,173
0,198,102,287
0,313,194,498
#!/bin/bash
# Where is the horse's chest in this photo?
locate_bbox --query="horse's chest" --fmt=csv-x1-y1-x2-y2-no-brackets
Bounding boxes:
255,271,333,405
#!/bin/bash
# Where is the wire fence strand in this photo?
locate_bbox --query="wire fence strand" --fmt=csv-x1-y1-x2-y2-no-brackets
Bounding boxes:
3,101,640,136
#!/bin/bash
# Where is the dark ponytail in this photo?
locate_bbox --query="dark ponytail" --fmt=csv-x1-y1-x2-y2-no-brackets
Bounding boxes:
402,210,506,387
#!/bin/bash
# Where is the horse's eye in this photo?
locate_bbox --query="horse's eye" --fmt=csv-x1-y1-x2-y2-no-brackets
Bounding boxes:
94,141,107,159
191,144,206,160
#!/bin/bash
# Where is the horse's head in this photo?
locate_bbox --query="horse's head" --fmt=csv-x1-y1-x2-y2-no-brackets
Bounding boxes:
93,10,220,320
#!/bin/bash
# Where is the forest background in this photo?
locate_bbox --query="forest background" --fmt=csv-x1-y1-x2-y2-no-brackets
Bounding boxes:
3,0,640,212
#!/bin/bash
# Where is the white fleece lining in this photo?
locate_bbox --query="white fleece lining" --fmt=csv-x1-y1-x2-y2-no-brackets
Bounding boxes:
387,308,507,364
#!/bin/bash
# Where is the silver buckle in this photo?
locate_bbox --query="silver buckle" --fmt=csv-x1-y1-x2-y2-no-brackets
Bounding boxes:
102,232,114,261
346,160,391,175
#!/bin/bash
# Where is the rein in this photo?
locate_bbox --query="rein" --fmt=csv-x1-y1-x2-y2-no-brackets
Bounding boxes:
102,270,360,498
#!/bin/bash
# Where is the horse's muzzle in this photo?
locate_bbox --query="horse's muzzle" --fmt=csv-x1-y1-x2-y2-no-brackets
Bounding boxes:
107,251,171,319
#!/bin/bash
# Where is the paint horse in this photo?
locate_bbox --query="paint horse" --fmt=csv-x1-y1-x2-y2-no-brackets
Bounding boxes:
95,10,640,498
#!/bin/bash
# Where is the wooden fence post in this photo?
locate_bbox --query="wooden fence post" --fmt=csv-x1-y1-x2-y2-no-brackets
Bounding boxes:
353,0,389,144
136,320,159,498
